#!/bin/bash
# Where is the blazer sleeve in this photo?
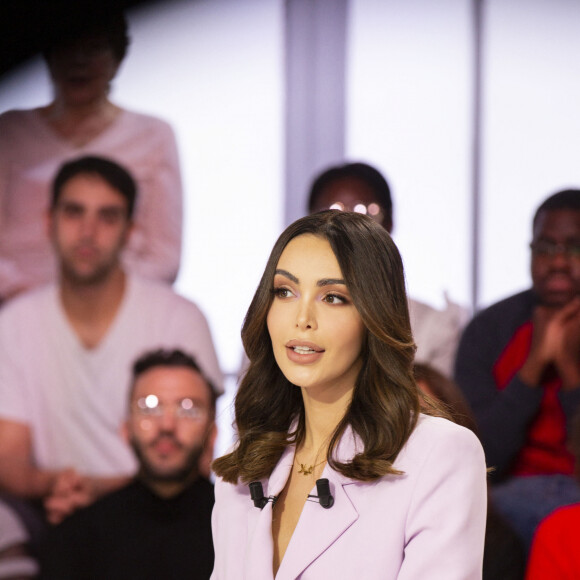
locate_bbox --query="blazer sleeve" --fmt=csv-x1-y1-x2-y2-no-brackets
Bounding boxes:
399,423,488,580
210,476,250,580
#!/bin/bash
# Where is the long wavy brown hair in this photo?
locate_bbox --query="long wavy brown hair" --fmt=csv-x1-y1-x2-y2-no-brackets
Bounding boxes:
213,210,434,484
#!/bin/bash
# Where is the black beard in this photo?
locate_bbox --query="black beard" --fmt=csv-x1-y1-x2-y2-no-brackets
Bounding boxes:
130,434,204,484
59,258,118,287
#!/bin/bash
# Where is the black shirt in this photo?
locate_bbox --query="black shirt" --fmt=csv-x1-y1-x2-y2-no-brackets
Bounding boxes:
39,478,215,580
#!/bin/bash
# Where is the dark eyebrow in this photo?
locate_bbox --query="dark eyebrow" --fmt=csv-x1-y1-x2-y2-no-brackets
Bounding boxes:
317,278,345,287
98,206,126,216
536,235,580,243
274,269,299,284
274,270,345,287
58,200,83,209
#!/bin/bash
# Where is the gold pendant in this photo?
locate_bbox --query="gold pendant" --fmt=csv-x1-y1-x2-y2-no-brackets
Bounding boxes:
297,463,314,475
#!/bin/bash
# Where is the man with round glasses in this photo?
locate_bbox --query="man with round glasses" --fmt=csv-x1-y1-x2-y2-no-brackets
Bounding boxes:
39,349,216,579
455,189,580,551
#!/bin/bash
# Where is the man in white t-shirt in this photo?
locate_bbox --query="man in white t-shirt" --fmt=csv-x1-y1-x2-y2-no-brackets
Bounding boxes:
0,156,222,525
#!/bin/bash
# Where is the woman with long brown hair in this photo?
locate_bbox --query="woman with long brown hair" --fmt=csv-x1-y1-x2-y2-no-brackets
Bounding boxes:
212,210,486,579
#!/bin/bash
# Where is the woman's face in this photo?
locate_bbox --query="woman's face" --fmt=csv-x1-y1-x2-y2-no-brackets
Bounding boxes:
47,34,119,106
266,234,365,399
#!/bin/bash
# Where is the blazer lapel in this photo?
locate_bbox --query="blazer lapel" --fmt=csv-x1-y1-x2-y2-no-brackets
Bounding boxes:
276,432,360,580
244,446,295,580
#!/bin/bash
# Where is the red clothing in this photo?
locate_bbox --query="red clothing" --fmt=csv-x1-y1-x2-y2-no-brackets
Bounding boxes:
455,289,580,482
527,503,580,579
493,321,573,476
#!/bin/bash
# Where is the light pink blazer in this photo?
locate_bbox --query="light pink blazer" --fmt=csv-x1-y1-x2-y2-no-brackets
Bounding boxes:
211,415,487,580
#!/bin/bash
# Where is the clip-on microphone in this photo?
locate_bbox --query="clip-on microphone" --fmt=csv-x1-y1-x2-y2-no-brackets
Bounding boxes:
251,478,334,510
249,481,270,509
308,478,334,509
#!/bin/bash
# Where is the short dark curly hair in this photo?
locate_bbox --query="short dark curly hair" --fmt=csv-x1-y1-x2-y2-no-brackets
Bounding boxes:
307,162,393,231
131,348,218,413
533,189,580,231
51,155,137,219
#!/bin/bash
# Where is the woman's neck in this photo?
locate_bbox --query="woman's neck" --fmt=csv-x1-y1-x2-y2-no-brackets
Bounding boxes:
299,386,353,457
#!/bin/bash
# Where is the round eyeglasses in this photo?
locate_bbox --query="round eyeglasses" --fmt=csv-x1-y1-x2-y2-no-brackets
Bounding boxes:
320,201,385,225
134,395,207,421
530,240,580,260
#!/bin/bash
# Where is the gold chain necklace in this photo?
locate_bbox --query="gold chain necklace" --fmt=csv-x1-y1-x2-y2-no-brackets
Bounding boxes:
294,455,326,476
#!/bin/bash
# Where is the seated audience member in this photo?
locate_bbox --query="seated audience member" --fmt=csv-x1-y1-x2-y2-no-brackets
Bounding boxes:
455,189,580,550
414,362,526,580
0,9,182,302
0,499,38,579
308,162,467,377
526,411,580,579
0,156,222,530
39,349,216,580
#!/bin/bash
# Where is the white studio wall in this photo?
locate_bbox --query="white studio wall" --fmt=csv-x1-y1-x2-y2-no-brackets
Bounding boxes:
480,0,580,308
347,0,474,312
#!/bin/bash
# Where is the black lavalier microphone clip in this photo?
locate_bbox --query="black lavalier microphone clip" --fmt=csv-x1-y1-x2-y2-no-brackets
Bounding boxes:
249,481,271,509
308,478,334,509
250,478,334,510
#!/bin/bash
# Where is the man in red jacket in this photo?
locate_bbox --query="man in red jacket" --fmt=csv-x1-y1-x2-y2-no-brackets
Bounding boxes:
455,189,580,551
